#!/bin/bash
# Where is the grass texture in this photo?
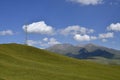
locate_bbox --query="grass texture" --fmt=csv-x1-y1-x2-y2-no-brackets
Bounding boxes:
0,44,120,80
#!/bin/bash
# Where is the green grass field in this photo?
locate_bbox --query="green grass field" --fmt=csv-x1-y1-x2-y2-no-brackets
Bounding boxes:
0,44,120,80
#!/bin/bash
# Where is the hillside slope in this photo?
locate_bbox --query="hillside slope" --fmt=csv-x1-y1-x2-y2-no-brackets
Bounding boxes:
0,44,120,80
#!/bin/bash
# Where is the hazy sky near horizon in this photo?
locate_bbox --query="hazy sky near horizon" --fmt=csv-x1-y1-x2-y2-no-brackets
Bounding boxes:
0,0,120,49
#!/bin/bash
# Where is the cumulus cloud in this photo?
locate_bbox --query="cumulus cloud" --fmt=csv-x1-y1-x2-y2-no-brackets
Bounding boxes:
73,32,114,42
99,32,114,39
43,38,48,42
27,38,61,48
27,40,39,46
23,21,54,35
48,38,61,46
107,23,120,31
74,34,90,41
0,30,14,36
61,25,94,35
102,39,107,42
73,34,97,41
91,36,97,40
68,0,103,5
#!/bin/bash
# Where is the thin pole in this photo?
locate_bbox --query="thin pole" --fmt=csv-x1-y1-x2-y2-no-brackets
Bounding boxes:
25,26,28,45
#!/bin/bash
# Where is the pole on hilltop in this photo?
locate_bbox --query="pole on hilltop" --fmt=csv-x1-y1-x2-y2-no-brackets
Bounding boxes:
25,25,28,45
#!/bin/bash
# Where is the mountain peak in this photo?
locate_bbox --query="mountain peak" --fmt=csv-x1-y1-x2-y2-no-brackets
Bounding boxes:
49,43,74,49
77,43,99,48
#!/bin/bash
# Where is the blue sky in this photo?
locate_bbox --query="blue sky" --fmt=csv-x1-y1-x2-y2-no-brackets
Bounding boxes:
0,0,120,50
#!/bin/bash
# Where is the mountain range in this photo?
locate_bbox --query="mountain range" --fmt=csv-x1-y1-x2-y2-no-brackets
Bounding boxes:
46,43,120,64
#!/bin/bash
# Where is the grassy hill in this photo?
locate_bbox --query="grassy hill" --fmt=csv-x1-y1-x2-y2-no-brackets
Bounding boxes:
0,44,120,80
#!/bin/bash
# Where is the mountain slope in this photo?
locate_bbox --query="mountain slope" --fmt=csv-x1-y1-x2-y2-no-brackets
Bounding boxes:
0,43,120,80
46,44,81,55
46,43,120,64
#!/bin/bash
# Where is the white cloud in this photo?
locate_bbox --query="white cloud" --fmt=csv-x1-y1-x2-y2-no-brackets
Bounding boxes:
27,40,39,46
68,0,103,5
91,36,97,40
73,34,98,41
73,32,114,42
61,25,94,35
0,30,14,36
99,32,114,39
102,39,107,42
48,38,61,46
107,23,120,31
27,38,61,48
74,34,90,41
23,21,54,35
43,38,48,42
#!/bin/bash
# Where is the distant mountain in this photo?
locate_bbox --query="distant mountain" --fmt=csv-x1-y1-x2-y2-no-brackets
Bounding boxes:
46,43,120,64
46,43,81,55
